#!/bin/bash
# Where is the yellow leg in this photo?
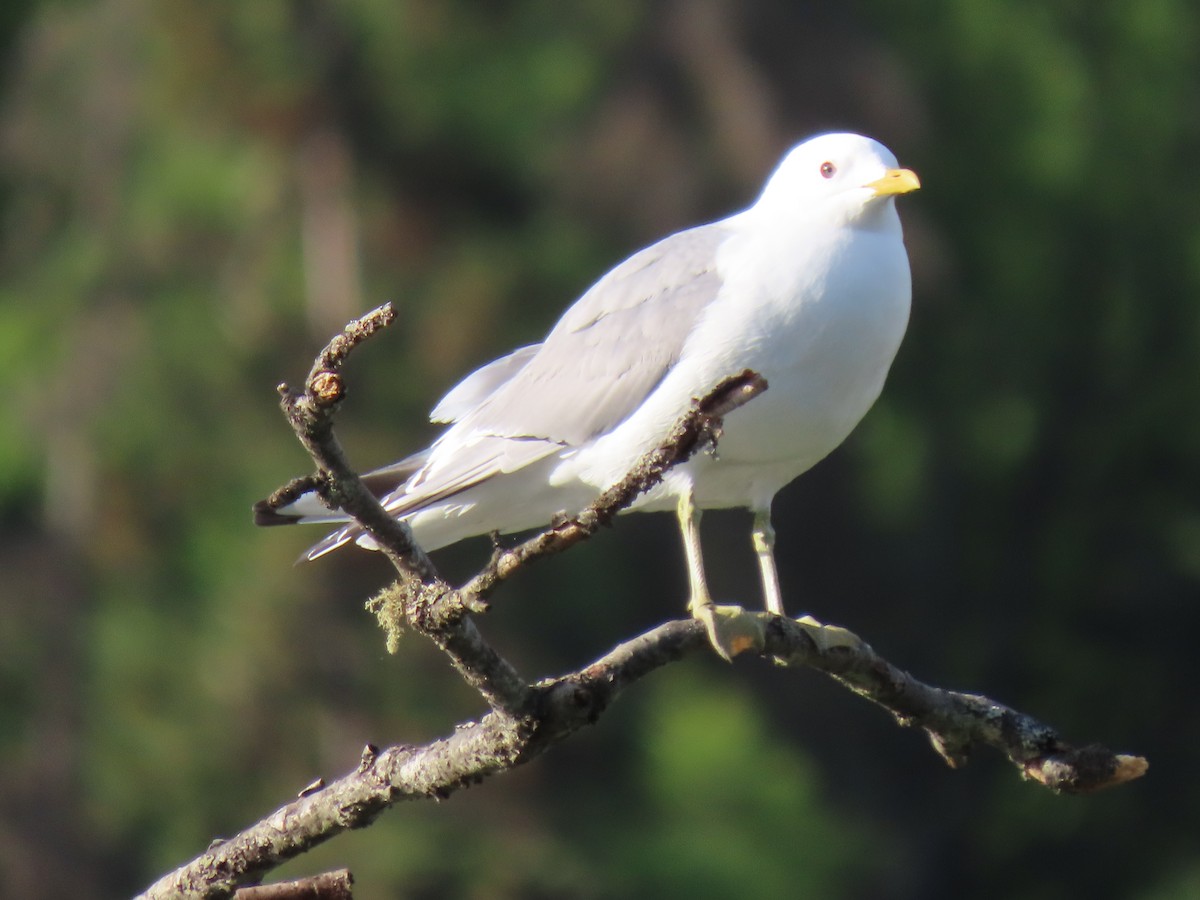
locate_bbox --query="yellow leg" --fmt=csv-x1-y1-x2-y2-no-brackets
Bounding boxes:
677,489,764,661
752,508,785,616
679,488,713,613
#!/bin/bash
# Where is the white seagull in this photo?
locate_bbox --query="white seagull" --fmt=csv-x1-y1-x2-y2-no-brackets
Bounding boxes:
258,132,919,658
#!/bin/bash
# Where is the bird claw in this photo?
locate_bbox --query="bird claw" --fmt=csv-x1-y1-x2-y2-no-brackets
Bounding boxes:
691,602,765,661
795,614,865,652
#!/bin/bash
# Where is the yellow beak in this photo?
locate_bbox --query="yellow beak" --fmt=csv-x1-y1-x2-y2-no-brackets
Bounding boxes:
865,167,921,196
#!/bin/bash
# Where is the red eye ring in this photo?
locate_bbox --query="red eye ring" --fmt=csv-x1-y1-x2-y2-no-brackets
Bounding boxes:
820,161,836,179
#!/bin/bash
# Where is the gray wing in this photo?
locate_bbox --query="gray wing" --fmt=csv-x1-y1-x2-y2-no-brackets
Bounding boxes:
429,344,540,424
455,222,731,445
363,222,731,520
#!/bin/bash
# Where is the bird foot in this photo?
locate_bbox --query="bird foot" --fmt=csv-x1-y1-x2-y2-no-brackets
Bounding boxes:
690,601,765,662
795,614,865,653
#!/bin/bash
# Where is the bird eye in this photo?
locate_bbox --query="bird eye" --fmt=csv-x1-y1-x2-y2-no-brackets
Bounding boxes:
820,161,836,179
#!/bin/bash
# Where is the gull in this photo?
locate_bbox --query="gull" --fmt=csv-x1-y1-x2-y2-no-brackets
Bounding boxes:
257,132,919,658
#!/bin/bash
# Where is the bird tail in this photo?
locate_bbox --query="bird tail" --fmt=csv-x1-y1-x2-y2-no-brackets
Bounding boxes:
252,451,431,560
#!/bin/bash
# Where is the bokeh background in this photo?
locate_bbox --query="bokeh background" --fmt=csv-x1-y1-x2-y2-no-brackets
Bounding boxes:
2,1,1198,897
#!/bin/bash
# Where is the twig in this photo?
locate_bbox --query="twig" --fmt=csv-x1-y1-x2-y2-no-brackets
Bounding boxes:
235,869,353,899
256,306,535,715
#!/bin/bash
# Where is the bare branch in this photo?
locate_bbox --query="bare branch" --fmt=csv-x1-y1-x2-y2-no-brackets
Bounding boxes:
254,306,535,719
193,309,1148,900
368,582,535,715
265,302,441,584
137,613,1145,898
764,615,1148,793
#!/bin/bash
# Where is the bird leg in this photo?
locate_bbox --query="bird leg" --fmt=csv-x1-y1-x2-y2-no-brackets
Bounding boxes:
678,488,712,607
678,489,764,661
751,508,786,616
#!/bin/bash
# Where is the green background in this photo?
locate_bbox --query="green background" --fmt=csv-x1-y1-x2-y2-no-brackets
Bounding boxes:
1,1,1197,897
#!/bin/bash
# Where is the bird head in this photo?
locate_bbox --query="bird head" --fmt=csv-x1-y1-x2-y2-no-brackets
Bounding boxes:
753,132,919,230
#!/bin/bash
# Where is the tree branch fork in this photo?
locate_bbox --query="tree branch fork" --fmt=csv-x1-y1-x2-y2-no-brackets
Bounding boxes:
139,303,1147,900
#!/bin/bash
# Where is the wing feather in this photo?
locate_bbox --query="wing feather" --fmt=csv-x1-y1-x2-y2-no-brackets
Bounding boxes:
455,223,730,445
429,344,540,423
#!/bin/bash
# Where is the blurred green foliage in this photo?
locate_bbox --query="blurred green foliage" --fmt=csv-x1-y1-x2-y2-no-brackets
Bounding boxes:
1,1,1197,898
